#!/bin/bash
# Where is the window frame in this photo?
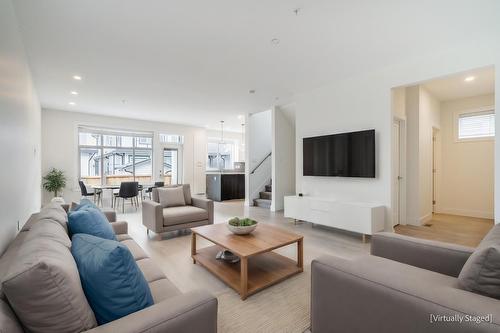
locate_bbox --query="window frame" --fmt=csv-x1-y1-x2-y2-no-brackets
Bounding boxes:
77,126,154,185
454,106,495,143
206,137,237,170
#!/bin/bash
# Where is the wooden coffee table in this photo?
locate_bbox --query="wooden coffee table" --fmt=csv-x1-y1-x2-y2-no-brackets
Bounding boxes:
191,223,303,300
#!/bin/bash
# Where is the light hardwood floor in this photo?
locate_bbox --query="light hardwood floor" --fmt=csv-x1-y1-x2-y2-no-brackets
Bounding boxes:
117,201,492,295
117,199,370,295
395,213,494,247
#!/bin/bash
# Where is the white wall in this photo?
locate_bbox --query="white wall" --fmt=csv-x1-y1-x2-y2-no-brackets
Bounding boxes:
405,86,420,225
248,110,272,171
0,0,41,254
293,42,500,229
418,87,441,222
438,94,495,218
246,110,272,204
271,107,296,211
41,109,207,203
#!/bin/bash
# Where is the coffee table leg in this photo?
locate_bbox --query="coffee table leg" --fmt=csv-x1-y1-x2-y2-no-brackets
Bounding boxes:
240,257,248,300
191,233,196,264
297,238,304,271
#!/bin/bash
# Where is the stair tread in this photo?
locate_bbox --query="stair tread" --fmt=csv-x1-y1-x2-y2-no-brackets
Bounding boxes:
254,198,271,202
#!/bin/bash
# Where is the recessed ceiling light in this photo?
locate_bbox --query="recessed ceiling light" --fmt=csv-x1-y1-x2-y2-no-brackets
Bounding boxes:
237,115,244,120
69,102,76,106
271,38,280,45
70,91,78,95
73,75,82,80
464,76,475,82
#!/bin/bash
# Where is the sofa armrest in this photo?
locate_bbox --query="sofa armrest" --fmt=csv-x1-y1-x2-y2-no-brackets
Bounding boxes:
192,198,214,224
84,290,217,333
110,221,128,235
371,232,474,277
142,200,163,233
311,255,500,333
102,209,117,223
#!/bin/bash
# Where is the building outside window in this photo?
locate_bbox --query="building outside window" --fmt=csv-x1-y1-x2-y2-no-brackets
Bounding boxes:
79,127,153,185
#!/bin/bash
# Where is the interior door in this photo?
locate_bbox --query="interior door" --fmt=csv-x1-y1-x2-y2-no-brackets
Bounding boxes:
392,121,401,226
163,148,179,185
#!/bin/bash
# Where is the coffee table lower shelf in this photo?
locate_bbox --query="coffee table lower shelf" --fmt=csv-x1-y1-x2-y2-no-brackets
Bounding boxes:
192,245,302,299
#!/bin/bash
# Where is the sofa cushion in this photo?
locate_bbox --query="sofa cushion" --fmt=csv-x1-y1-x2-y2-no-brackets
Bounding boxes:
71,234,154,325
162,205,208,226
33,202,68,232
180,184,192,205
68,207,116,240
136,258,165,283
71,198,97,212
0,299,23,333
458,224,500,299
148,278,181,303
120,239,149,260
20,212,40,231
29,219,71,248
2,231,97,333
0,232,29,300
158,187,186,208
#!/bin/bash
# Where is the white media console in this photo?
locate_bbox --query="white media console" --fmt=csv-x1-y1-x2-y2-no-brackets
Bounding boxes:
284,195,385,242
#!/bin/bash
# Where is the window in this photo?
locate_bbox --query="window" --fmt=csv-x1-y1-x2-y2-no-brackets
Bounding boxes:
207,138,235,170
78,127,153,185
457,110,495,140
159,134,184,144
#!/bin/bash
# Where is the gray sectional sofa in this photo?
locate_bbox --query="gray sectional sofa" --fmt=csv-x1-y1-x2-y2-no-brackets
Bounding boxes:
0,203,217,333
311,226,500,333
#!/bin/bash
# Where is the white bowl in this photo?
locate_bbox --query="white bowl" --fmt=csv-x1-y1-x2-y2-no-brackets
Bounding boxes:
227,223,257,235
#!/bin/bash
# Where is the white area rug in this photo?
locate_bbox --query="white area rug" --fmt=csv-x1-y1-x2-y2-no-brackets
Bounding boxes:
217,266,311,333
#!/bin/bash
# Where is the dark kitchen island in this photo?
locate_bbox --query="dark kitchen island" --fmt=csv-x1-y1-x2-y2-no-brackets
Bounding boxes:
206,171,245,201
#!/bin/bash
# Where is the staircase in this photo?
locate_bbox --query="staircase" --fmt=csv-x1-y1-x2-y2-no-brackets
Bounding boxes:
253,181,272,208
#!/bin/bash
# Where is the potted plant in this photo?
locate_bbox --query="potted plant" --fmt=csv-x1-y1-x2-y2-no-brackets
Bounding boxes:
43,168,67,203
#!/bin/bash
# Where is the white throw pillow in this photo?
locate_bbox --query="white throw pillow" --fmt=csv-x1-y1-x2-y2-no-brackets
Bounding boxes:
158,187,186,208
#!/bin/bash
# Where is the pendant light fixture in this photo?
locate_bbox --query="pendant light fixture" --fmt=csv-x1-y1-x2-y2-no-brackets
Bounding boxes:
241,123,245,146
219,120,225,144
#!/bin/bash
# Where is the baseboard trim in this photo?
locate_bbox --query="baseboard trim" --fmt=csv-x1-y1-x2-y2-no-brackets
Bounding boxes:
436,208,493,219
419,213,432,224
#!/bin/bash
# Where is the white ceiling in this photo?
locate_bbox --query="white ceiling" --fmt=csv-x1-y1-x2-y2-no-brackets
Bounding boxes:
13,0,499,131
423,67,495,102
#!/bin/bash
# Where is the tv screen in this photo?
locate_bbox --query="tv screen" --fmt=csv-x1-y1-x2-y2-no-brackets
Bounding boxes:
303,129,375,178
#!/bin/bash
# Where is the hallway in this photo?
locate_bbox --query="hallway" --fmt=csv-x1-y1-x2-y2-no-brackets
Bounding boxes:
395,213,494,247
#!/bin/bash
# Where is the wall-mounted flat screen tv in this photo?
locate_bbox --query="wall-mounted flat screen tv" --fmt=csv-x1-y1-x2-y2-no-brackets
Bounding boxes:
303,129,375,178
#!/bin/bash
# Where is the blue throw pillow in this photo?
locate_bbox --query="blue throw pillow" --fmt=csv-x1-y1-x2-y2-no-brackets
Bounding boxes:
71,234,154,325
68,207,116,240
73,198,97,211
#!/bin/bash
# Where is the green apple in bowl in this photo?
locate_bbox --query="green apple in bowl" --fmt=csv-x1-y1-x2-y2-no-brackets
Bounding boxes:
227,217,258,235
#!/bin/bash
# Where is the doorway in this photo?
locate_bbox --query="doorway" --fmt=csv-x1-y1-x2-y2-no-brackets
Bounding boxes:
163,148,180,185
392,118,406,226
432,128,441,213
391,66,495,246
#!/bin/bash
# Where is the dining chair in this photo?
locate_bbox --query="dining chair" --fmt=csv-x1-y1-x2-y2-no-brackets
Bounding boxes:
79,180,101,206
147,181,165,199
114,181,139,213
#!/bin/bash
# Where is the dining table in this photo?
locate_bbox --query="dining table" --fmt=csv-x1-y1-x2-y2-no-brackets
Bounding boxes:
92,183,155,208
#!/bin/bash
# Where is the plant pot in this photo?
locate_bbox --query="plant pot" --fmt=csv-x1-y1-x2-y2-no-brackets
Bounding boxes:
51,197,65,205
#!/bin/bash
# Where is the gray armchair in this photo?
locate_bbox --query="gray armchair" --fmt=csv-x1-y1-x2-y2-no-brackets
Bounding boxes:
311,231,500,333
142,184,214,234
